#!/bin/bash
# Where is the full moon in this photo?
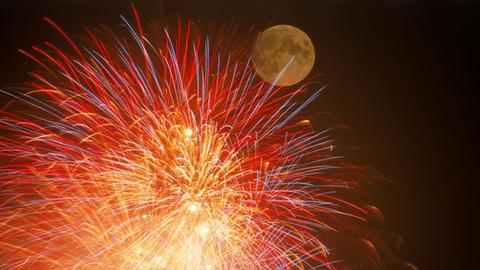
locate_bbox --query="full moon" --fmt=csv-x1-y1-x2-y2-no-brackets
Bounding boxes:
252,25,315,86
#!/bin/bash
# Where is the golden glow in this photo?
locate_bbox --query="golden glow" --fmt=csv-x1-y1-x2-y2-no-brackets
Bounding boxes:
198,223,210,235
298,119,311,125
185,128,193,137
187,202,200,212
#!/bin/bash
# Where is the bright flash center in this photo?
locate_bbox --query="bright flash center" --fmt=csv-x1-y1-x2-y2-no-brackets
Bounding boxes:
187,203,199,212
198,224,210,235
184,128,193,137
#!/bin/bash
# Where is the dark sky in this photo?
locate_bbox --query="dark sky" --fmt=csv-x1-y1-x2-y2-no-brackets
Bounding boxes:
0,0,478,269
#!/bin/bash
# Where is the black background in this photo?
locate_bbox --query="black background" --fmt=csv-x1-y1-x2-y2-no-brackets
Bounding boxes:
1,0,478,269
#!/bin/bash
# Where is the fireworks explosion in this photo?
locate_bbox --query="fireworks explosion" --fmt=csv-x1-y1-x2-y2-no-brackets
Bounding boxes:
0,6,406,270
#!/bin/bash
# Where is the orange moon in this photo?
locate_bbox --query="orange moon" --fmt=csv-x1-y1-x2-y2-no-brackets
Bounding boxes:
252,25,315,86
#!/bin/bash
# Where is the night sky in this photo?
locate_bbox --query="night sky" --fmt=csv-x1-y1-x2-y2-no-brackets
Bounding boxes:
1,1,478,269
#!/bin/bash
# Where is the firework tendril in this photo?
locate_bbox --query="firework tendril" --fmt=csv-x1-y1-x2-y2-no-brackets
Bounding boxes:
0,7,377,270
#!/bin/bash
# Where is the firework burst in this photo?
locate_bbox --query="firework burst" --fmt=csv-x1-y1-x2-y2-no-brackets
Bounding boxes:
0,7,377,270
